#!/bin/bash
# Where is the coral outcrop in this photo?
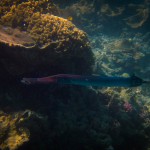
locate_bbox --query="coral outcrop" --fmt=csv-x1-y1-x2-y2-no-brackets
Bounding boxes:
28,12,90,50
0,0,94,77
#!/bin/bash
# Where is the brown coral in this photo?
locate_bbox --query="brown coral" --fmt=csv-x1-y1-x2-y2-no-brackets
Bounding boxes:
0,110,48,150
0,0,94,76
28,12,89,50
0,0,59,28
0,111,29,150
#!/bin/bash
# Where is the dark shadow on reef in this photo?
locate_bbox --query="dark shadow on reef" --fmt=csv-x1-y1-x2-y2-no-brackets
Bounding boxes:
0,81,150,150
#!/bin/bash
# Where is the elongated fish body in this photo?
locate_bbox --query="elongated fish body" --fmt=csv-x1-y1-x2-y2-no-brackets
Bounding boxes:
57,75,143,87
21,74,143,87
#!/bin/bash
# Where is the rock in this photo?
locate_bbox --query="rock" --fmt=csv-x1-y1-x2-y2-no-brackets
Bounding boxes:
0,25,35,48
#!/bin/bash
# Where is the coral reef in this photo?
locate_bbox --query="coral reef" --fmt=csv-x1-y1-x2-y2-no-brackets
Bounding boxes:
0,0,59,28
100,4,124,17
1,82,150,150
62,0,95,17
91,33,148,76
0,110,48,150
60,0,150,35
124,4,149,28
0,0,94,76
88,28,150,149
0,0,150,150
60,0,97,35
31,86,150,150
27,12,89,49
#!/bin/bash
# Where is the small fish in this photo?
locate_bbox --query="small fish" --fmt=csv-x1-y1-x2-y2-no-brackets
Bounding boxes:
67,16,73,21
21,74,146,87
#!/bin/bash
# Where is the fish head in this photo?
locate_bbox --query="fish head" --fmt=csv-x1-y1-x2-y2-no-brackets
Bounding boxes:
21,78,33,85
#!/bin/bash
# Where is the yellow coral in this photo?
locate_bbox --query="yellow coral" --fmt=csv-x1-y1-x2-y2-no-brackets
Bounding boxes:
0,0,90,51
6,130,29,150
0,0,58,28
0,111,30,150
27,12,89,50
0,0,93,75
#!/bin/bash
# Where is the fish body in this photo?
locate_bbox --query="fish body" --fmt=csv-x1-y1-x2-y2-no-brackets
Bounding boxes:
21,74,143,87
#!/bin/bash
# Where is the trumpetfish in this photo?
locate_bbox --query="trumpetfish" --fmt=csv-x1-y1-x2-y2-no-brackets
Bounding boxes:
21,74,149,87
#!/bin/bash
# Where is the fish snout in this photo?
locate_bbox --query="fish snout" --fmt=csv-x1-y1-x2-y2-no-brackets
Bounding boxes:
21,78,31,85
